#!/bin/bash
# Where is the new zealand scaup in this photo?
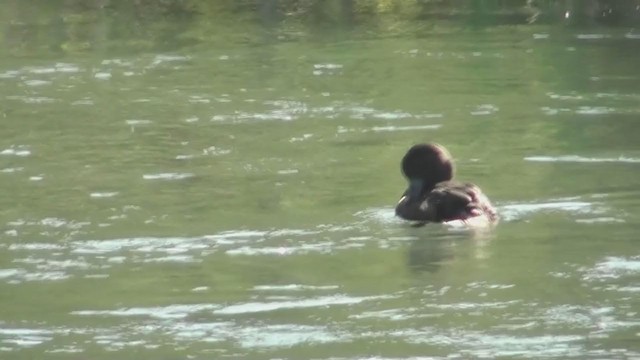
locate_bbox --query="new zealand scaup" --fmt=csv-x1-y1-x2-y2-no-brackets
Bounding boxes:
395,143,498,226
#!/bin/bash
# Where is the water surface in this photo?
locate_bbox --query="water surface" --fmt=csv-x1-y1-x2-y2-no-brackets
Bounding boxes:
1,2,640,359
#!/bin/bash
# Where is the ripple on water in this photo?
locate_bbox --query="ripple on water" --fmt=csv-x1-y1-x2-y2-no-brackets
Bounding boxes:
72,303,221,319
71,98,94,106
7,217,89,232
210,101,441,123
71,295,390,319
0,269,23,279
102,58,133,66
370,124,442,132
576,34,609,39
541,304,617,331
94,72,111,80
386,327,585,357
424,300,520,311
313,63,343,70
0,224,433,284
49,230,267,257
354,207,402,225
2,63,79,80
149,54,191,67
0,167,24,173
355,206,495,232
202,146,231,156
459,333,584,358
346,106,413,120
64,294,365,349
582,256,640,282
575,217,625,224
13,257,92,270
524,155,640,163
595,92,640,100
142,173,195,180
175,146,231,160
70,236,211,254
8,243,65,251
214,294,392,315
312,63,343,76
141,255,197,263
90,192,119,198
47,346,84,354
470,104,499,116
175,154,197,160
289,133,313,142
6,96,56,104
252,284,339,291
1,146,31,157
3,235,238,284
575,106,615,115
546,92,584,100
71,287,384,319
125,119,153,126
225,242,333,256
0,70,20,78
349,308,417,321
188,95,210,103
541,106,572,115
0,328,53,348
27,63,81,74
23,79,51,87
236,324,341,348
499,198,605,222
166,322,341,349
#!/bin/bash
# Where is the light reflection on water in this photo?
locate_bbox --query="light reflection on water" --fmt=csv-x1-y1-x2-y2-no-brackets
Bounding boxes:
525,155,640,163
2,175,639,358
0,195,629,285
1,194,639,355
2,279,639,357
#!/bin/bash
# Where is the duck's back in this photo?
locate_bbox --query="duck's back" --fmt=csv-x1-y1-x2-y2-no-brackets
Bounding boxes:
428,181,498,223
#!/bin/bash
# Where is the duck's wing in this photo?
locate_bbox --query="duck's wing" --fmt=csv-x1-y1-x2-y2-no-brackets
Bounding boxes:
469,186,499,222
426,183,475,221
396,182,498,224
395,183,469,222
428,181,499,222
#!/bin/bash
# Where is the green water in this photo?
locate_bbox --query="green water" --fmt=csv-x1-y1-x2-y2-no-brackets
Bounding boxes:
1,2,640,359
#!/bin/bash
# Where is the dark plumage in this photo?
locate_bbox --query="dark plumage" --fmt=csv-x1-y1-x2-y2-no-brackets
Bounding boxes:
395,143,498,226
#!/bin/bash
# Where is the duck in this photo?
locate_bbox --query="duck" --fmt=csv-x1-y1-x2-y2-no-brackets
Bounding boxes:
395,143,498,226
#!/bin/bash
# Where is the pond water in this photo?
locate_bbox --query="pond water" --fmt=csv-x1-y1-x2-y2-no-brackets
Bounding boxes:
1,3,640,359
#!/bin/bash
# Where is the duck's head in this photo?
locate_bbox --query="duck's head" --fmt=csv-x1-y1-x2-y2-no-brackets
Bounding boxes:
401,143,454,199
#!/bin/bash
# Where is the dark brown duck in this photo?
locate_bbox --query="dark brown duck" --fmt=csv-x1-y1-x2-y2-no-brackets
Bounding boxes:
395,143,498,226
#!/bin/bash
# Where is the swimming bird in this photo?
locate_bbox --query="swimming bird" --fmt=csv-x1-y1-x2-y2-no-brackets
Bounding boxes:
395,143,498,226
